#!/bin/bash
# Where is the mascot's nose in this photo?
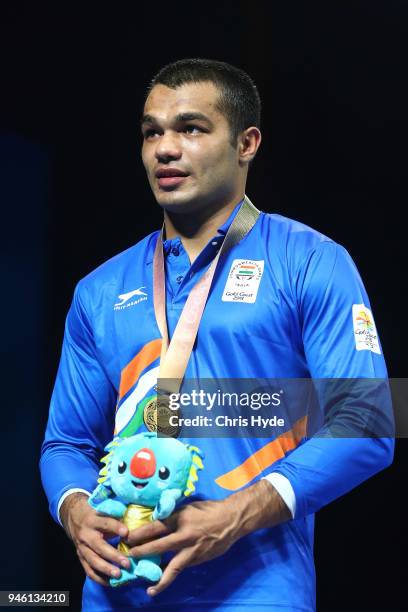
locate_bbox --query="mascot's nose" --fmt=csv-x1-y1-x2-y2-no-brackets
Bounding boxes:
130,447,156,479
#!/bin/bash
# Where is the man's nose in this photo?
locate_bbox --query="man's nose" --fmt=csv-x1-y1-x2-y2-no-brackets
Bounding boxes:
155,131,182,161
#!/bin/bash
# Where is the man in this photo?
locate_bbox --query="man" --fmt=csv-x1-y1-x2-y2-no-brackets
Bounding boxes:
40,59,394,611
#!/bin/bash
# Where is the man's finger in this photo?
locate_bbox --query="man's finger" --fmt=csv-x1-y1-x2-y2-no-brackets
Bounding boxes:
78,543,123,581
147,548,192,597
93,515,128,538
89,531,131,569
77,551,110,587
125,519,172,546
128,532,185,558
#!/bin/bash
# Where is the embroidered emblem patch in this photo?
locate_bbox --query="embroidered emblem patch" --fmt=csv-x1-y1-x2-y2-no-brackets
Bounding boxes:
222,259,264,303
352,303,381,354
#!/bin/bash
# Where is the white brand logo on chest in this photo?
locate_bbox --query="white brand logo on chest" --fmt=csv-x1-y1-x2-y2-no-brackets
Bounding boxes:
222,259,264,303
114,287,148,311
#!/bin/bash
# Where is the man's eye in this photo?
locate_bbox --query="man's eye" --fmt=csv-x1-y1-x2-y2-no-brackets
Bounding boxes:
143,129,159,139
184,125,202,134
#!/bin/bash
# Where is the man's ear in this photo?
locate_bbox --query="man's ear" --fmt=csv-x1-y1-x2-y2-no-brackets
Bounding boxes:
238,127,262,165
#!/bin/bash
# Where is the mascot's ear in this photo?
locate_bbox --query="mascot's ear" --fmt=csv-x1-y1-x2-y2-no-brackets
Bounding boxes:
98,436,124,487
183,445,204,497
104,436,123,452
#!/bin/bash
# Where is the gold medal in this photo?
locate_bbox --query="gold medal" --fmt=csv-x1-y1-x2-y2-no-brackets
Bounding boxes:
143,398,157,432
143,395,181,438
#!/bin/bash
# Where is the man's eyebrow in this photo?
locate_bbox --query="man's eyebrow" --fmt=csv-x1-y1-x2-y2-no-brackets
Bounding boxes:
140,112,214,128
175,112,214,127
140,114,157,127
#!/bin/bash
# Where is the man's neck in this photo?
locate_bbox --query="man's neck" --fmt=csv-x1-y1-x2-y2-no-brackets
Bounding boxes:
163,195,243,264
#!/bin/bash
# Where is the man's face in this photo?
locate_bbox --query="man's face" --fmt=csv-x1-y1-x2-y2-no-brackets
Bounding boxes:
141,81,242,213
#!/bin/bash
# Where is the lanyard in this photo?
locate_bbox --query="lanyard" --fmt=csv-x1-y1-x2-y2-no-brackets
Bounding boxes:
147,195,260,435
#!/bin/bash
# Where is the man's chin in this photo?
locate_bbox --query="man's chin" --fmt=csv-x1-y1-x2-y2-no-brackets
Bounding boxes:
155,190,199,214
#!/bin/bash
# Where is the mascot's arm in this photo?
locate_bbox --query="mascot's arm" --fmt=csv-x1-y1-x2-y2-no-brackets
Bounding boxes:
88,484,126,518
153,489,182,521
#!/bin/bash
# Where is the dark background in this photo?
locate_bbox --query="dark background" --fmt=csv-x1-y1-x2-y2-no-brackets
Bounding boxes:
1,2,406,610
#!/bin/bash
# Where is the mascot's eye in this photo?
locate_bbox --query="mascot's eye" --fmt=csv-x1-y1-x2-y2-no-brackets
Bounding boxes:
158,466,170,480
118,461,127,474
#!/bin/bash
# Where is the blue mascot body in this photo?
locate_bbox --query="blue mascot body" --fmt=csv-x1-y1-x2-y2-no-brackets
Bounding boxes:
88,432,204,587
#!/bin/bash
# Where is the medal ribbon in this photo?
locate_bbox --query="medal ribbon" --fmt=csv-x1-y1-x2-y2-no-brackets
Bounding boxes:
153,195,260,397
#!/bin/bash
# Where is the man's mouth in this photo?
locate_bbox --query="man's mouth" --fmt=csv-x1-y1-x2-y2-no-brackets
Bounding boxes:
155,168,189,189
132,480,148,489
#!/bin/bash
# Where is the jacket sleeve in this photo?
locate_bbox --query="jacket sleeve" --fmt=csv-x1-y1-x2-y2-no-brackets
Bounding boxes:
40,281,117,524
269,240,395,519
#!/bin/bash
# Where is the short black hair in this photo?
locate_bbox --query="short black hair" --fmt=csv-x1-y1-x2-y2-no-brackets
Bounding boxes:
146,58,261,145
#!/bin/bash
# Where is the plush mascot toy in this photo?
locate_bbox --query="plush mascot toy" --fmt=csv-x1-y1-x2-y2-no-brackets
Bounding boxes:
88,431,204,587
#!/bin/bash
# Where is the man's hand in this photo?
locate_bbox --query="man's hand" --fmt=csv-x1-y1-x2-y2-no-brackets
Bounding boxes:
126,479,291,597
60,492,131,586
